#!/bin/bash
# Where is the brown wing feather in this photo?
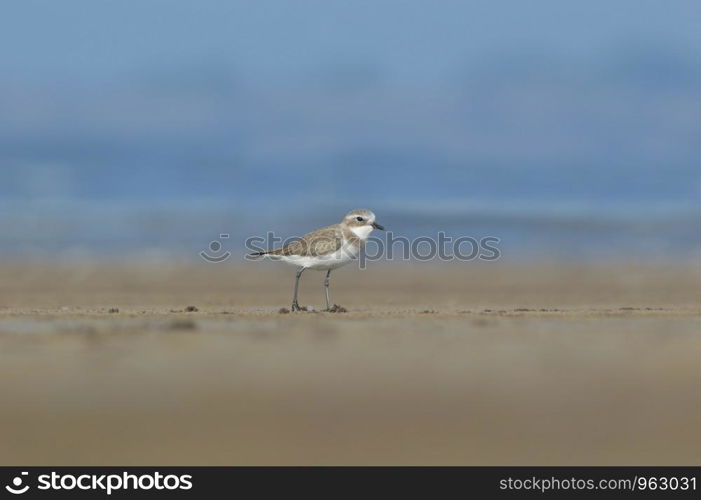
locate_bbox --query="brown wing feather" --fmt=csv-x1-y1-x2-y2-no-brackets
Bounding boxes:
266,225,343,257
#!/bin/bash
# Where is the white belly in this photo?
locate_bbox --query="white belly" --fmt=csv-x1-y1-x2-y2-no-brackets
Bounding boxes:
278,242,360,270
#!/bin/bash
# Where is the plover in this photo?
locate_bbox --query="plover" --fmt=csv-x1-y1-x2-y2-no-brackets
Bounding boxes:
250,209,385,311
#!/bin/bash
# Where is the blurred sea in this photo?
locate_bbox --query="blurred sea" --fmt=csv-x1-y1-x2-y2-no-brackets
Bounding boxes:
2,1,701,262
3,56,701,262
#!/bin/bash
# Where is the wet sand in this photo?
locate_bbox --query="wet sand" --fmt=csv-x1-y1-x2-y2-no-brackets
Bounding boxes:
1,261,700,465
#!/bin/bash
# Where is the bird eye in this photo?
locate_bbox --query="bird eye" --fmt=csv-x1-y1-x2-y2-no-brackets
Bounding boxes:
356,216,364,222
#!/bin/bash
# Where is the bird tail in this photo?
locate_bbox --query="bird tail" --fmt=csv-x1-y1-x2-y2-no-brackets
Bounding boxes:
248,249,283,259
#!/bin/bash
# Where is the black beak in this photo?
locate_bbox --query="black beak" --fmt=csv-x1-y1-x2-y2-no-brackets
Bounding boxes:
372,222,385,230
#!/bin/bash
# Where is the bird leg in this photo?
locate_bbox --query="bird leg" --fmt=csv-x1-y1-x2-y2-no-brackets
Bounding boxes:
323,269,332,311
291,267,306,311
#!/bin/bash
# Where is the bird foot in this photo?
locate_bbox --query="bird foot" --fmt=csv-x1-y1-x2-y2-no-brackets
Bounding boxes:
325,304,347,313
291,303,308,312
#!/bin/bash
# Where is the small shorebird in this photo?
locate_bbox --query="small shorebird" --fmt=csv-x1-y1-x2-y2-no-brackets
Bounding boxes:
250,209,385,312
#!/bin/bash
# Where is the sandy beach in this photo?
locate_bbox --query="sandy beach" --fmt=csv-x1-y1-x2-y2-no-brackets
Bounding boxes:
1,261,700,465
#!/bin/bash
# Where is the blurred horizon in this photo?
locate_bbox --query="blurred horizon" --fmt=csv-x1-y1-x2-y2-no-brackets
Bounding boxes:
2,1,701,261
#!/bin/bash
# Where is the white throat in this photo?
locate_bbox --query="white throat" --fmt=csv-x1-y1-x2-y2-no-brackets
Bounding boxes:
348,224,374,240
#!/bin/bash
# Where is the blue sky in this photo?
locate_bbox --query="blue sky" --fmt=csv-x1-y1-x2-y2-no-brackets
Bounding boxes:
3,0,701,84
